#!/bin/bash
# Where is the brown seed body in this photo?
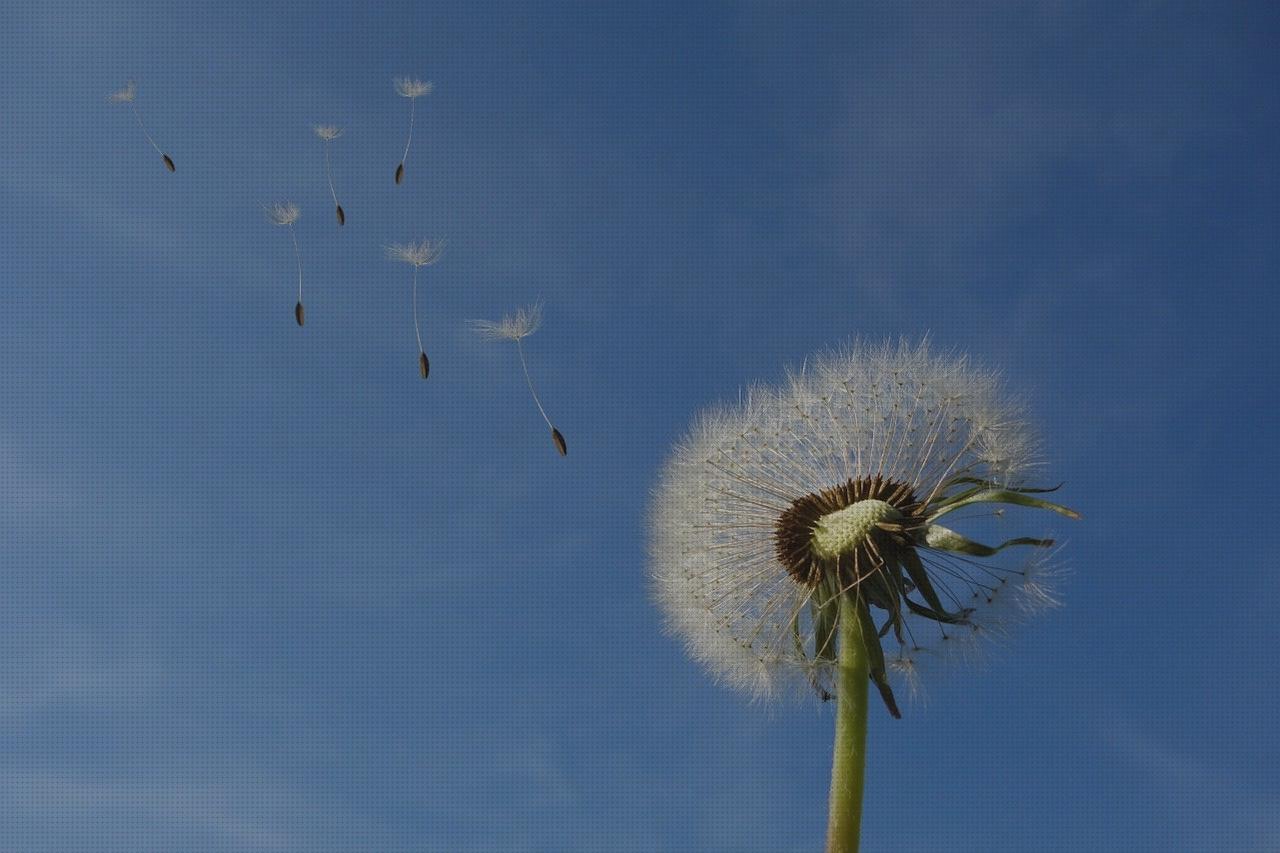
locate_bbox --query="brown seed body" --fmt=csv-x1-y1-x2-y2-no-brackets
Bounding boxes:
551,428,567,457
335,205,345,225
295,302,305,327
418,352,429,379
162,154,175,172
395,162,404,184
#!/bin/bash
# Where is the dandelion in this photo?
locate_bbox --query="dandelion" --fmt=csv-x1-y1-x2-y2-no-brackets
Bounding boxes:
472,304,567,456
313,125,346,225
393,77,433,185
385,239,445,378
649,339,1078,852
264,203,304,326
108,80,175,172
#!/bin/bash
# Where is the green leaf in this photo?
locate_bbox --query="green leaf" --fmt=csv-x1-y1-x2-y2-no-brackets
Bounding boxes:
927,488,1081,521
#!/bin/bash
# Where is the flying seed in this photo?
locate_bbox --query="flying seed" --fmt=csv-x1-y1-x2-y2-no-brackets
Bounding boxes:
265,202,304,327
109,80,175,173
393,77,432,186
471,305,568,459
386,239,445,384
295,302,305,326
313,125,346,228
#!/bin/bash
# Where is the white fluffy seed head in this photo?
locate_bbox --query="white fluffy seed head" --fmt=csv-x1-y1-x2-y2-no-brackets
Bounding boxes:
649,338,1062,703
313,124,344,141
394,77,433,99
264,202,300,226
471,304,543,342
109,80,137,103
385,239,445,267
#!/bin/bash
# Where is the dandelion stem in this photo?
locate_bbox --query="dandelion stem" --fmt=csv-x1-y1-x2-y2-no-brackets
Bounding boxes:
516,338,554,431
412,266,424,354
401,97,416,166
825,593,870,853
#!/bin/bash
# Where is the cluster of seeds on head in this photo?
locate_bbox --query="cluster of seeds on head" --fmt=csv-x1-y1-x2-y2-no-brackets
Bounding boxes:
650,341,1078,718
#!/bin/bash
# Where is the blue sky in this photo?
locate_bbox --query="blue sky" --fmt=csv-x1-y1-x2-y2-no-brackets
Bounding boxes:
1,2,1277,850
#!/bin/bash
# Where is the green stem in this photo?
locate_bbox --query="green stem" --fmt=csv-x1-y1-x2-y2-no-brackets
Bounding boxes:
825,593,869,853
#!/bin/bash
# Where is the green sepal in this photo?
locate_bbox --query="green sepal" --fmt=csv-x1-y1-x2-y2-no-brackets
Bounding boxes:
794,606,833,701
923,524,1055,556
937,476,1064,495
906,594,972,622
811,581,839,663
927,488,1081,521
851,593,901,719
929,479,1066,513
791,608,806,659
900,548,969,623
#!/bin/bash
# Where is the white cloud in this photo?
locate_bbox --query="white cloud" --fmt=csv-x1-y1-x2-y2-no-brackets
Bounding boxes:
0,615,161,720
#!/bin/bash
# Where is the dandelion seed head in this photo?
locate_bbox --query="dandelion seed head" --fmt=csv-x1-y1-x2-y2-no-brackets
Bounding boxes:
472,304,543,342
385,239,445,267
649,339,1072,708
109,80,137,103
313,124,344,141
264,202,300,226
394,77,433,99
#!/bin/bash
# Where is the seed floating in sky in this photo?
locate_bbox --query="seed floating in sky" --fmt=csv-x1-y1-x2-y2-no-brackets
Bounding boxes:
313,125,346,225
393,77,433,185
108,80,175,172
472,304,568,457
385,239,445,378
264,203,304,326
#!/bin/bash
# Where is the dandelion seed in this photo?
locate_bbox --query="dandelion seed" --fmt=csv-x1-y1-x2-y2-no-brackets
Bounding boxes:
472,304,567,457
313,125,346,225
393,77,432,184
386,239,444,378
108,80,175,172
649,339,1077,852
264,203,304,326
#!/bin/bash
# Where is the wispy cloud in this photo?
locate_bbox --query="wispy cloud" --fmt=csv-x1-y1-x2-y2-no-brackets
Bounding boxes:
778,4,1242,306
0,769,413,852
0,615,161,720
1104,714,1280,851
